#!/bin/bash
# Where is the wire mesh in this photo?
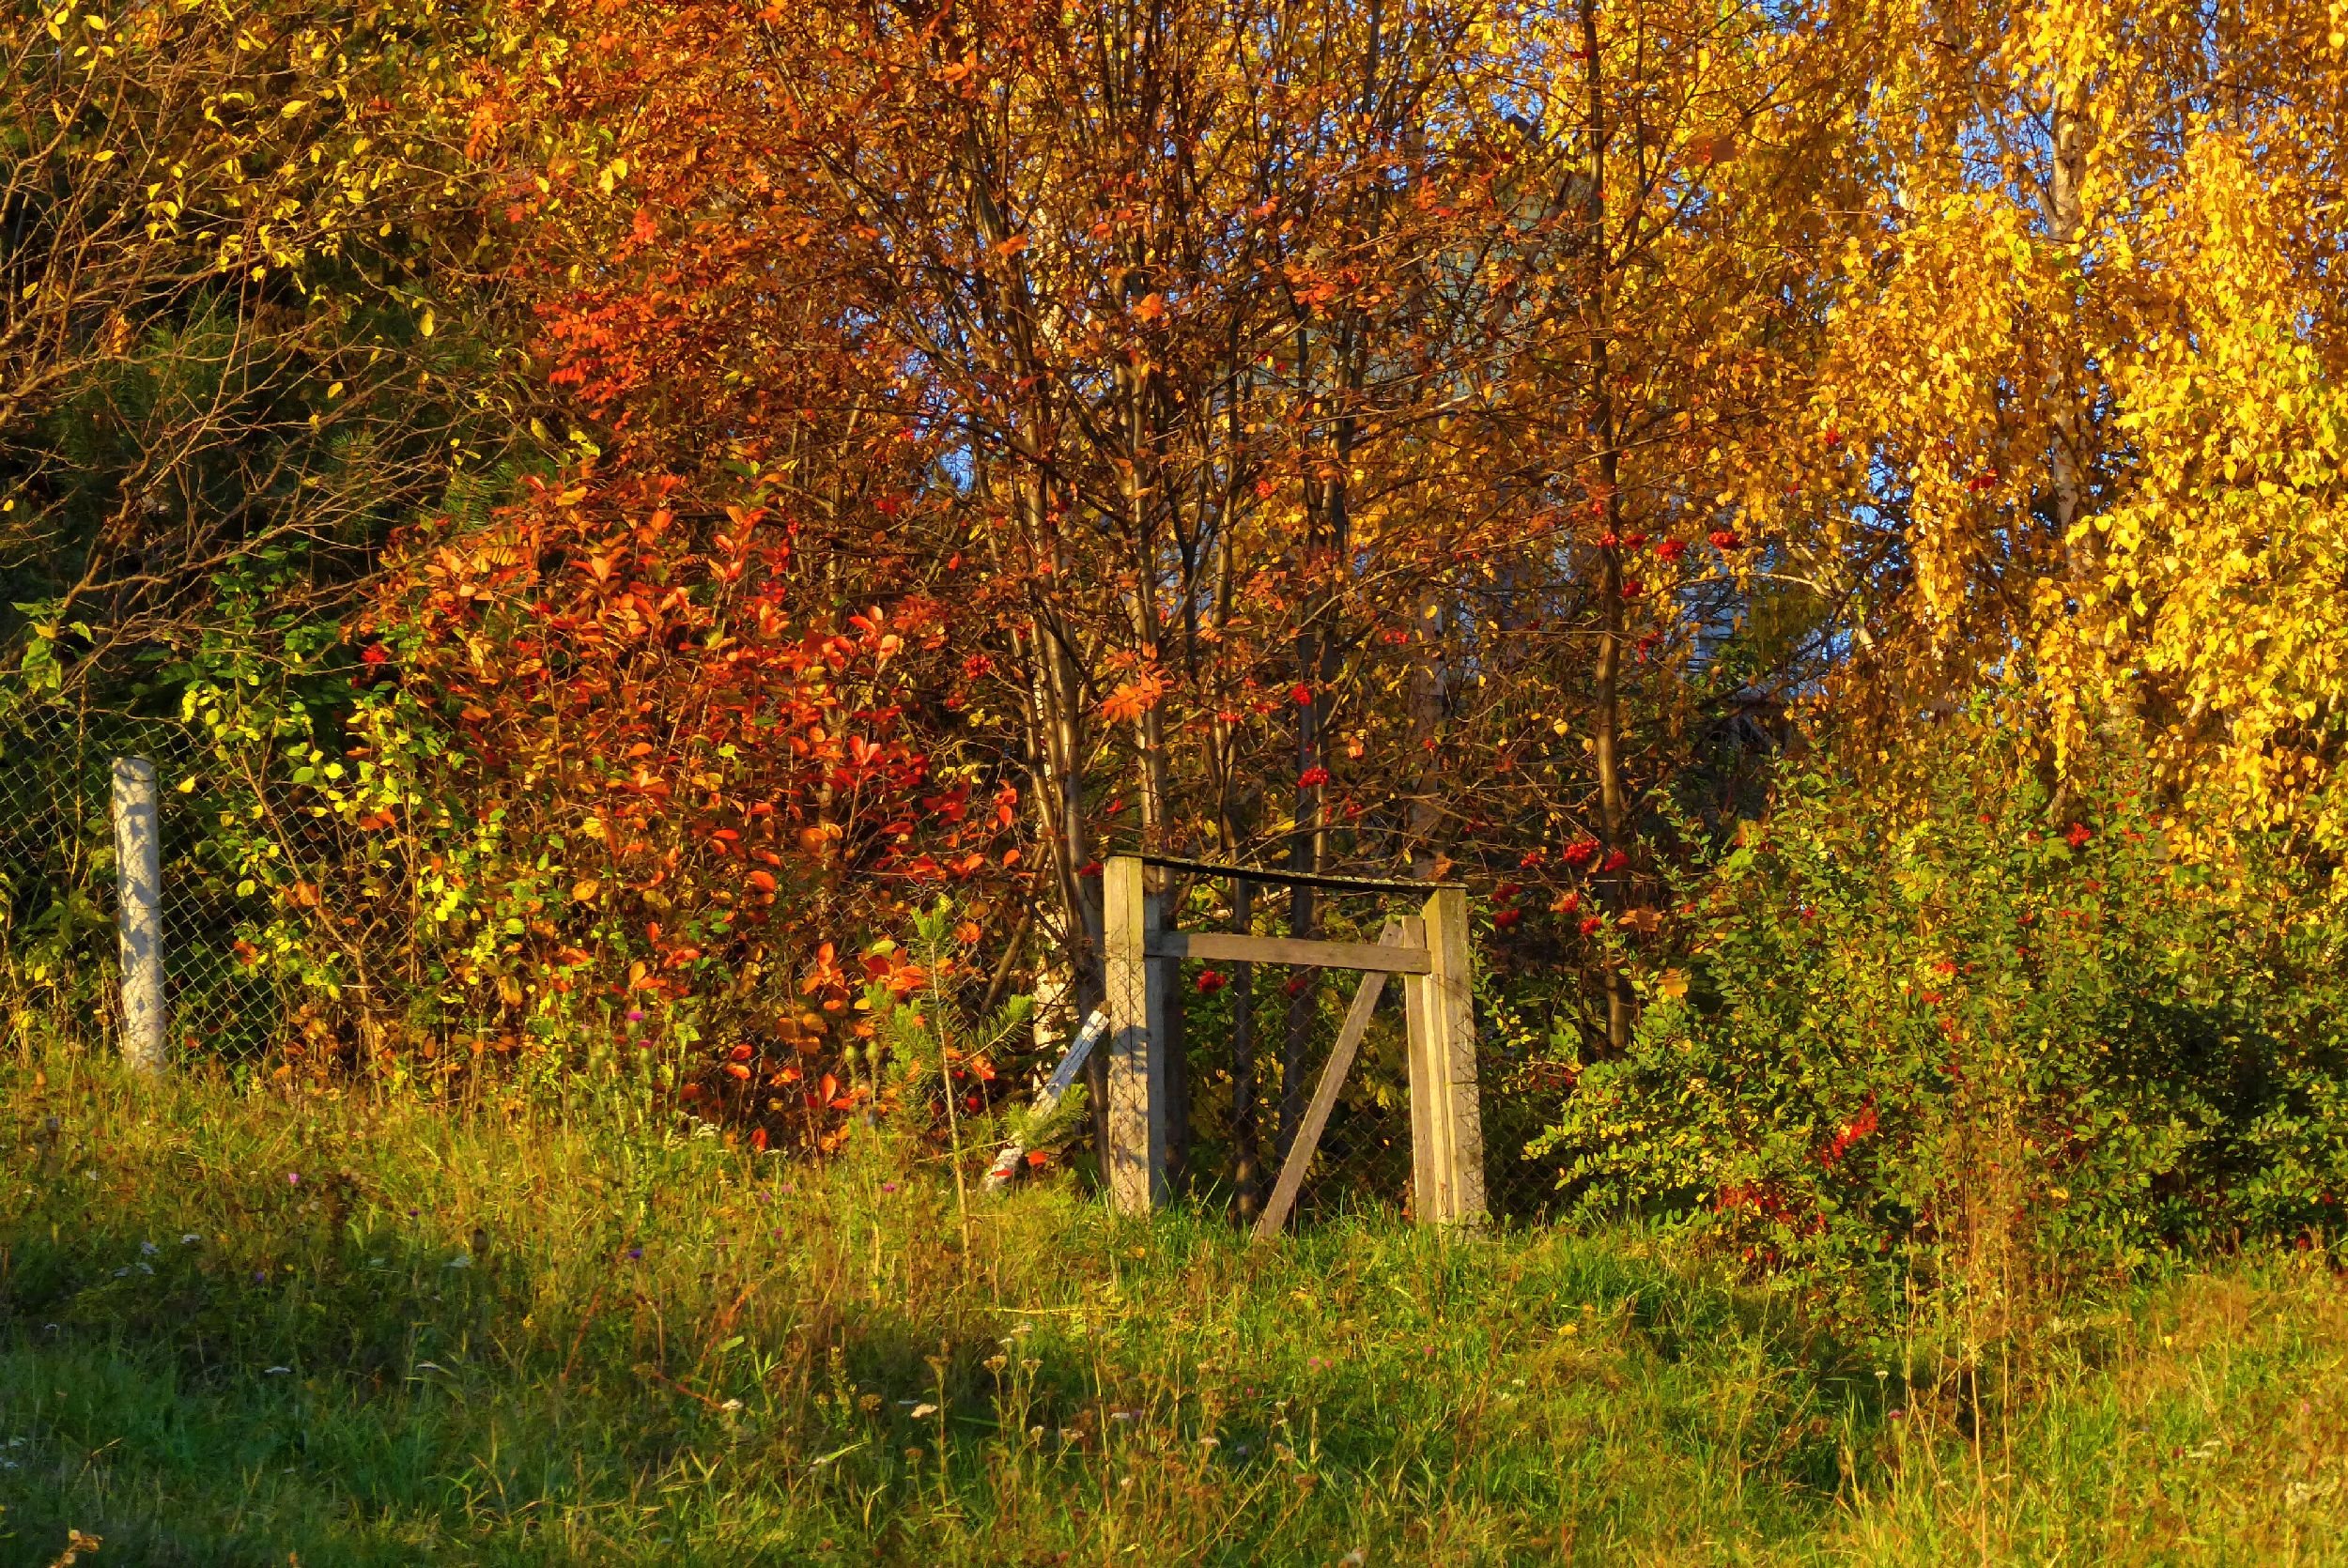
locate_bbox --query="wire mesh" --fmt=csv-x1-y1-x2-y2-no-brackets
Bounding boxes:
1472,1018,1576,1225
1,703,280,1063
1171,957,1416,1225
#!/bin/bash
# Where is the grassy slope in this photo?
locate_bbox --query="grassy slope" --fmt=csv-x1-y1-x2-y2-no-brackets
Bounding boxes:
0,1058,2343,1566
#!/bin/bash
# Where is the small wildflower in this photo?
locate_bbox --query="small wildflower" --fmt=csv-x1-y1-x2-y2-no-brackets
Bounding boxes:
911,1403,939,1419
626,1245,643,1260
140,1240,158,1255
626,1008,645,1022
286,1172,300,1185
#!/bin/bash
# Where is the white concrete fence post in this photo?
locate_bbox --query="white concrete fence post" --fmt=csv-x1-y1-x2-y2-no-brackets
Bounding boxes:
112,756,167,1073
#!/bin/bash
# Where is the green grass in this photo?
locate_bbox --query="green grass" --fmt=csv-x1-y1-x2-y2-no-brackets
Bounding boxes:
1,1055,2344,1565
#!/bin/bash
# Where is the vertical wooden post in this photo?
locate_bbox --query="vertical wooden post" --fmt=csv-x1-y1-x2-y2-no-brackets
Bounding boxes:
1103,855,1166,1213
112,756,166,1074
1403,886,1483,1223
1399,915,1438,1215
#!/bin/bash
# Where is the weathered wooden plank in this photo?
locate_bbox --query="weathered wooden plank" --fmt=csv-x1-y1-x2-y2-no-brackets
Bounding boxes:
1104,857,1167,1214
1143,929,1431,975
1251,921,1407,1242
1404,887,1485,1225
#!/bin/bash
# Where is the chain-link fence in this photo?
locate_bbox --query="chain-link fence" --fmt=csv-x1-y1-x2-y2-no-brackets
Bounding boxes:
5,707,1570,1222
1,704,278,1062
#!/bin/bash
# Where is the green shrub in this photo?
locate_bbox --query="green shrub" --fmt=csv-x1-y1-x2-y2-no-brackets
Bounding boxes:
1536,727,2348,1321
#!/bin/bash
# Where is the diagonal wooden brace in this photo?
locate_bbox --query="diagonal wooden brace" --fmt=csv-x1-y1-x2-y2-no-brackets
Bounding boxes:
1252,919,1410,1241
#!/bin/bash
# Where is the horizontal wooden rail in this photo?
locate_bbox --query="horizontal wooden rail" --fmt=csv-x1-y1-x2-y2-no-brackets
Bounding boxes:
1137,853,1463,895
1143,930,1432,975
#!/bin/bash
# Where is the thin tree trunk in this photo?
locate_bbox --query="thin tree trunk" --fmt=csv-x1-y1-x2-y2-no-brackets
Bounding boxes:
1406,586,1446,877
1583,0,1632,1053
2047,73,2091,578
1280,661,1320,1162
1228,877,1260,1219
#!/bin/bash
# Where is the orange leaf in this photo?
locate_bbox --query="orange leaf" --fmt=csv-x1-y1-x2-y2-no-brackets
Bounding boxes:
1101,673,1166,723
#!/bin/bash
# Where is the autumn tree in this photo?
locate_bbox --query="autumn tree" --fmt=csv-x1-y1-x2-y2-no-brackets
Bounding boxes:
1776,1,2348,877
0,0,503,703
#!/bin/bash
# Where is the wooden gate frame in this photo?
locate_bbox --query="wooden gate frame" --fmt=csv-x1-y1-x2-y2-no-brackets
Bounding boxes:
1100,854,1484,1232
